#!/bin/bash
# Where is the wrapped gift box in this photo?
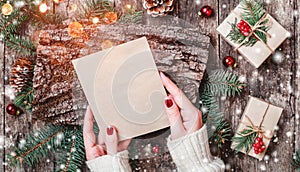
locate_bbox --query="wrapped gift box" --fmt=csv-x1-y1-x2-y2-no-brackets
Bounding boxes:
231,96,283,160
217,2,289,68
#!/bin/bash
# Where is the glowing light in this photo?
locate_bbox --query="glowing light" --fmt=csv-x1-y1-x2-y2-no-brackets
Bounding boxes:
103,11,118,24
92,17,99,24
39,3,48,13
126,4,132,9
68,21,83,38
2,3,13,16
53,0,63,3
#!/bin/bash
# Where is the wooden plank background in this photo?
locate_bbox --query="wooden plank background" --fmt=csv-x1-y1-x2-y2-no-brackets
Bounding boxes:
0,0,299,171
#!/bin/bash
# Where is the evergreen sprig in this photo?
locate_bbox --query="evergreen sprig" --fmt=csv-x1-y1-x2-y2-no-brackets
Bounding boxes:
55,126,85,172
14,82,34,111
292,149,300,170
209,119,232,148
5,34,36,56
202,70,246,97
75,0,115,20
200,70,245,147
119,5,143,24
7,125,67,167
226,0,269,47
231,126,257,153
8,125,86,171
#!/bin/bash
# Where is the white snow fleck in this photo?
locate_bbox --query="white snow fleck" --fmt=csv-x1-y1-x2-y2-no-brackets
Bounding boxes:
264,155,270,161
286,131,293,137
260,164,266,171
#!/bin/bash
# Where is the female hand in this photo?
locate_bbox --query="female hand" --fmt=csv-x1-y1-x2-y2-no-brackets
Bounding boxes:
160,72,203,140
83,106,131,160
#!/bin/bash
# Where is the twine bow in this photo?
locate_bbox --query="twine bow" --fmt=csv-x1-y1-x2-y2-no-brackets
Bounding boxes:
234,12,273,53
240,105,273,154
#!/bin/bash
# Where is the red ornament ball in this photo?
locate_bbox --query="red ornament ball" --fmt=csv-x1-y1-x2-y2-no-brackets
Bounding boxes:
223,56,237,68
6,104,17,115
237,20,252,36
152,145,160,154
198,5,213,17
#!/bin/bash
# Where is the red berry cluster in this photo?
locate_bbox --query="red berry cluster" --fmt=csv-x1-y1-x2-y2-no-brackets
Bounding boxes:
237,20,252,36
252,136,265,154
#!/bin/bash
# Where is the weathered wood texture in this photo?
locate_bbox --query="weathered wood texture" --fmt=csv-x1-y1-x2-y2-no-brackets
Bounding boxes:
1,0,299,172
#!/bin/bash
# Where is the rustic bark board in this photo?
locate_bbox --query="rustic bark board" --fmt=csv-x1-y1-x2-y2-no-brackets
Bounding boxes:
1,0,299,171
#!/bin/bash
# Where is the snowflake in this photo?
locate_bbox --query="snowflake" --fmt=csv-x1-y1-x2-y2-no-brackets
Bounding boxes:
260,164,266,171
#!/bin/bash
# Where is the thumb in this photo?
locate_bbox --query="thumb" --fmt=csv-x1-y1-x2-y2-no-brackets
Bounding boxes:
105,126,118,155
165,96,186,140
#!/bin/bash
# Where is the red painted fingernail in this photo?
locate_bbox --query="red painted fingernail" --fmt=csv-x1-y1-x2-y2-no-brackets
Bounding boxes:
165,98,173,108
106,126,114,135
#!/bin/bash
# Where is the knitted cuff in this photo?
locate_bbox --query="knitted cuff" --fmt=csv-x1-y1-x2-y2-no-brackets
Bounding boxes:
86,150,131,172
167,125,225,172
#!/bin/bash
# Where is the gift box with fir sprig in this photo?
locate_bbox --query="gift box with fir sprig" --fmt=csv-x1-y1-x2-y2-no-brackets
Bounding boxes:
231,96,283,160
217,0,289,68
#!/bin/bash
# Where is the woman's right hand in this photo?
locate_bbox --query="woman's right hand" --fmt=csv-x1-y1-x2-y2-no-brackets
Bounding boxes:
83,106,131,160
160,72,203,140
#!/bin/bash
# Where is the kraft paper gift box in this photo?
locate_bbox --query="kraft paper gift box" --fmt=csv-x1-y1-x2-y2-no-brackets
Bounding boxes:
72,37,169,141
217,3,289,68
231,96,283,160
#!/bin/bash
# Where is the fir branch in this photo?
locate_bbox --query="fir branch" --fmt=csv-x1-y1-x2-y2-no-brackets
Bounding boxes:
75,0,114,20
8,125,67,167
210,119,232,148
119,5,143,24
14,82,34,112
56,126,85,172
202,70,246,97
4,34,36,56
292,149,300,170
232,126,257,153
0,9,28,35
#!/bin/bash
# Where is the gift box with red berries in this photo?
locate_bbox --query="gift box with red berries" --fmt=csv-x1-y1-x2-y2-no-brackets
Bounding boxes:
231,96,283,160
216,0,289,68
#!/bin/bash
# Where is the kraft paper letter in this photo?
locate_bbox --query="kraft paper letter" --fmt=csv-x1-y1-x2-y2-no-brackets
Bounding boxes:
72,37,169,141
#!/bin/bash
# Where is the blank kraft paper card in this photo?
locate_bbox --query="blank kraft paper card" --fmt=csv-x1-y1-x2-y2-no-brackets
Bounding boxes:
72,37,169,141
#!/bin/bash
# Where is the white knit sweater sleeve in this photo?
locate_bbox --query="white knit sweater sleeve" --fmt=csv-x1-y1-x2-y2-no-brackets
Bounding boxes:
86,150,131,172
167,125,225,172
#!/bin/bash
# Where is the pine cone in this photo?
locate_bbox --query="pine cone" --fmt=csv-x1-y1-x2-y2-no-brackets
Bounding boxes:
143,0,174,17
9,57,34,93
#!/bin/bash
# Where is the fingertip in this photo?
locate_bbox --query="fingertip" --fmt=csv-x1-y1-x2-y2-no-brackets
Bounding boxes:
164,96,174,108
105,125,118,155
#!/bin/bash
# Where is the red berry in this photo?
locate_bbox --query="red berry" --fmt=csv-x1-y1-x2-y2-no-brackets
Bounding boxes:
254,150,259,154
254,147,259,151
257,137,262,142
259,142,264,146
243,32,249,36
258,148,262,152
260,148,265,152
